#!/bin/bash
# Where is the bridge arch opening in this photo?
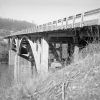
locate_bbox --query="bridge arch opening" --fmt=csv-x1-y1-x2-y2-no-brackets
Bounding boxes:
11,37,17,52
18,36,37,77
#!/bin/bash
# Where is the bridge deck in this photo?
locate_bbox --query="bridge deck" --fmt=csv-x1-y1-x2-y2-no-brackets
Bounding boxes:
5,8,100,38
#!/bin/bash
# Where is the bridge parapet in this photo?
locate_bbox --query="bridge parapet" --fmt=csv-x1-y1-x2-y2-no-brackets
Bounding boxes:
38,8,100,32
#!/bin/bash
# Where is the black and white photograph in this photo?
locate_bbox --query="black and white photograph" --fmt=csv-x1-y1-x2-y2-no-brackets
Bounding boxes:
0,0,100,100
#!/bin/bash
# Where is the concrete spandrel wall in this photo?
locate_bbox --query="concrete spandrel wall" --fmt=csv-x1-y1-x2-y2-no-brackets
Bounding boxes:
9,50,16,66
18,56,32,83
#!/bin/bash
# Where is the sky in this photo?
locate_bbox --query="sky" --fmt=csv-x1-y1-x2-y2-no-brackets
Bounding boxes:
0,0,100,25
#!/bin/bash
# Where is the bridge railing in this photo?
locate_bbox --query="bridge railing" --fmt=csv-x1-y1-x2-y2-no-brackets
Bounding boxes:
9,8,100,36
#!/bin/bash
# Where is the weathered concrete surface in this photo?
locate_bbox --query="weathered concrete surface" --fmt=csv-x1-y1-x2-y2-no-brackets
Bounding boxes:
41,38,49,77
9,50,16,66
18,56,32,83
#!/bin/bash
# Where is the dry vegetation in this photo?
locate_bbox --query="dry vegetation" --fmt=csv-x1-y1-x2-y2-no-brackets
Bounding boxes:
1,42,100,100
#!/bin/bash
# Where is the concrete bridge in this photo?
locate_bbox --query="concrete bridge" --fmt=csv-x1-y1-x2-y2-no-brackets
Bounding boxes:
5,8,100,83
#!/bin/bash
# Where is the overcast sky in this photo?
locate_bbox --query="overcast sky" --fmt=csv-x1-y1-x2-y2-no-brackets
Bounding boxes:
0,0,100,25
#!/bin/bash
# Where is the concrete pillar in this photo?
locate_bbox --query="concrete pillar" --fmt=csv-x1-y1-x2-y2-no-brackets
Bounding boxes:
14,38,20,83
8,38,16,66
8,38,12,65
73,46,79,63
41,38,49,77
8,37,20,83
37,40,42,73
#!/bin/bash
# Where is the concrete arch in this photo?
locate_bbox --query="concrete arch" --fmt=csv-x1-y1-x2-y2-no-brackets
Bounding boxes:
18,36,40,74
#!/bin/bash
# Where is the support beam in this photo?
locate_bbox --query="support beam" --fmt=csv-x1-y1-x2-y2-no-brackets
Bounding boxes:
8,38,12,66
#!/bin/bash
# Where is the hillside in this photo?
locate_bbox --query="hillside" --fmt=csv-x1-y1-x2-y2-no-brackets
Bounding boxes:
0,17,35,37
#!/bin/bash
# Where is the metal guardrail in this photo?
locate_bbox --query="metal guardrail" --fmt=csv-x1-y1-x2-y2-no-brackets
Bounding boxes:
6,8,100,37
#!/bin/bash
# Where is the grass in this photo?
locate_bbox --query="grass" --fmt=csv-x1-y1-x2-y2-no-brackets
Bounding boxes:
1,42,100,100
